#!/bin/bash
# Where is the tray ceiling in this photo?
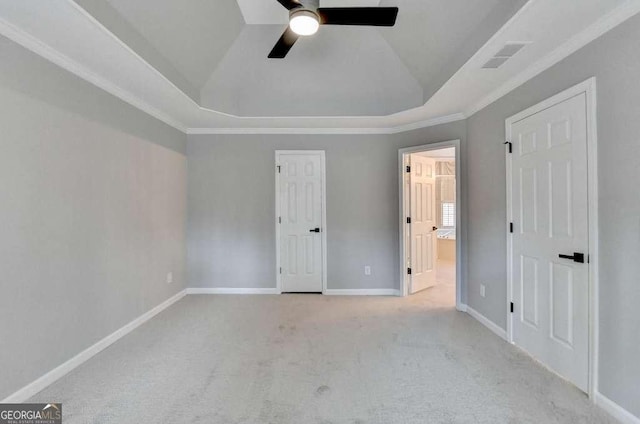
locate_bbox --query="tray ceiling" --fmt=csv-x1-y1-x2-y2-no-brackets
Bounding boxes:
97,0,522,116
1,0,636,131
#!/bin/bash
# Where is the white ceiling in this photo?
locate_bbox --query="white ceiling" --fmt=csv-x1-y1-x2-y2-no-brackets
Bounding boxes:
236,0,382,25
200,25,423,116
378,0,504,94
83,0,524,117
103,0,245,90
0,0,638,131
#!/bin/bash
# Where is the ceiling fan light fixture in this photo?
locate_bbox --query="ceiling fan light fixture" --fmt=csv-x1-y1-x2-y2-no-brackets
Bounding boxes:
289,9,320,36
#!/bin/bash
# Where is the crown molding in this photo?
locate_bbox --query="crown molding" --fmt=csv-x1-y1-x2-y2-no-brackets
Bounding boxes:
186,113,466,135
465,0,640,117
188,127,392,135
0,14,189,133
386,113,466,134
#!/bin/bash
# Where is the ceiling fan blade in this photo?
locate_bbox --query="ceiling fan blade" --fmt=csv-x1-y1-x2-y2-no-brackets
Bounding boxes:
268,27,300,59
276,0,301,10
318,7,399,26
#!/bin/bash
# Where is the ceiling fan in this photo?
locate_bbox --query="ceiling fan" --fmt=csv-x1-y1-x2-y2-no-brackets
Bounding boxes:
269,0,399,59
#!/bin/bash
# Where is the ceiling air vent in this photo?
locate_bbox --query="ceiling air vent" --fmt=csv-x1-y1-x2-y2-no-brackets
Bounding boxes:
482,42,529,69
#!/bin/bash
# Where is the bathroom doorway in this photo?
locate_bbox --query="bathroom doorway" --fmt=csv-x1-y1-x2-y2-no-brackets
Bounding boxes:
399,141,462,310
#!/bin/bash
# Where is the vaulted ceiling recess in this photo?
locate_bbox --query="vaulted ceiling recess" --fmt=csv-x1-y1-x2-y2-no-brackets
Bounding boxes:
1,0,636,130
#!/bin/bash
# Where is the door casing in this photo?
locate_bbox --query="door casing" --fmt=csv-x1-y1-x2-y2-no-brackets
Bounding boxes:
505,78,599,399
399,140,464,311
275,150,328,294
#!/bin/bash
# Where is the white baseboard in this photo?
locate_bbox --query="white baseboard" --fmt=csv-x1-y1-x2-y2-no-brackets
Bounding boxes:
463,304,508,341
186,287,281,295
324,289,401,296
187,288,401,296
1,289,187,403
595,391,640,424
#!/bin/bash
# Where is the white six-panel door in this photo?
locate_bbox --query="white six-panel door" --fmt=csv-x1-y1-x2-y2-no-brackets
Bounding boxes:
409,155,437,294
277,152,325,293
509,93,589,391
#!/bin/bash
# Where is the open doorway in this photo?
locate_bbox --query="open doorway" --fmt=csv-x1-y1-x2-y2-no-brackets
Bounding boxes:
399,141,463,310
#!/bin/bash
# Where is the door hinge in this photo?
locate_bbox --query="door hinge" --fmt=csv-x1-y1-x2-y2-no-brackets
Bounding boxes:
406,165,411,173
406,217,411,224
279,267,282,274
278,217,281,224
277,165,281,173
505,141,513,154
510,302,514,313
407,268,412,275
510,222,514,233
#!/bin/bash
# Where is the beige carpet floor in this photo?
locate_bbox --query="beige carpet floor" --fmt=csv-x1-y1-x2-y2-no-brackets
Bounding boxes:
30,277,614,423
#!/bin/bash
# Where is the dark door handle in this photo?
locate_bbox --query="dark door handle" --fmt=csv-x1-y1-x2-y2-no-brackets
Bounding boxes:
559,252,585,263
432,226,439,231
309,228,320,233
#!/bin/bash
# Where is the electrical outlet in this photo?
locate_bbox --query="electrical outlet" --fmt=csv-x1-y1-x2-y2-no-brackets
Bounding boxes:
166,272,173,284
480,284,486,298
364,266,371,276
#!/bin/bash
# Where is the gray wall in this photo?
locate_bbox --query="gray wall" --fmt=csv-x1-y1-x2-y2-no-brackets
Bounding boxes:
3,8,639,417
0,36,188,399
465,13,640,417
187,122,466,292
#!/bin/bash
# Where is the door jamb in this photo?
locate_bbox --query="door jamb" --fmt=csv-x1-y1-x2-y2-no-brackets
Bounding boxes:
505,78,599,398
398,140,464,312
275,150,328,295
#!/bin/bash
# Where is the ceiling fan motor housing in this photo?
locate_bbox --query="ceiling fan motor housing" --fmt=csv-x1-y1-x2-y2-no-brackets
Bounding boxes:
292,0,320,13
290,8,320,27
270,0,399,58
291,0,320,15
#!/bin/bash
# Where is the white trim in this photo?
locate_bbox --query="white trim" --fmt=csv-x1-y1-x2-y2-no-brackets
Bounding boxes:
275,151,328,295
186,288,281,295
464,304,508,341
0,15,188,133
186,114,466,136
324,289,401,296
505,105,514,344
275,151,282,295
320,152,328,295
466,1,640,117
595,392,640,424
505,78,599,398
398,140,464,312
1,289,187,403
585,79,600,400
188,127,391,135
387,114,466,134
